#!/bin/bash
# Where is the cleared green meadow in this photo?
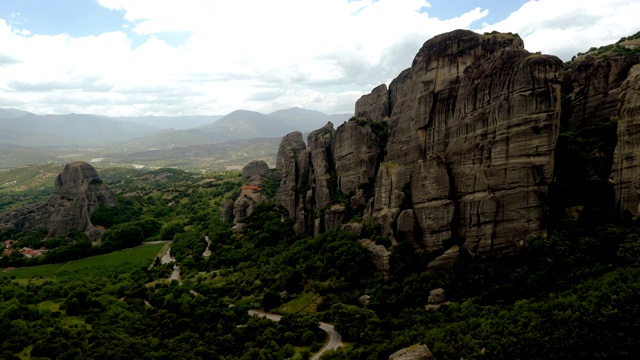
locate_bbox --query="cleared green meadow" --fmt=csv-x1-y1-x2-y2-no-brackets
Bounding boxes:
2,243,164,280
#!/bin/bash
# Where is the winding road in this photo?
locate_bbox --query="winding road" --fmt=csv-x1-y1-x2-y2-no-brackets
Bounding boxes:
248,310,343,359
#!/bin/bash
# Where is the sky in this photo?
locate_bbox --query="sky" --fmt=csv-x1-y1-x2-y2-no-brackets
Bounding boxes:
0,0,639,117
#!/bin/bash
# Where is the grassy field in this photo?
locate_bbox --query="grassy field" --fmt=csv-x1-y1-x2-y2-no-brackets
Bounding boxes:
2,243,164,280
274,293,321,315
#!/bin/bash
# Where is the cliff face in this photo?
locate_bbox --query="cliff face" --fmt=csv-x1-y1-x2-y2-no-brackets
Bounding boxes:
222,160,270,224
271,29,640,270
360,30,563,255
0,161,117,239
610,64,640,215
562,54,640,129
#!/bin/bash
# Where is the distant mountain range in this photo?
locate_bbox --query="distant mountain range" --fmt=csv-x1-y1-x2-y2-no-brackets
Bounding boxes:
0,107,352,148
0,107,352,170
0,109,158,147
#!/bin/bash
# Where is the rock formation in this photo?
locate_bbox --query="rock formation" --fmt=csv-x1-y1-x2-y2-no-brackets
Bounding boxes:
268,29,640,273
275,131,308,234
359,238,391,279
388,344,436,360
242,160,272,180
0,161,117,239
223,161,270,223
332,120,380,194
610,64,640,215
356,84,389,120
562,54,640,129
361,30,562,256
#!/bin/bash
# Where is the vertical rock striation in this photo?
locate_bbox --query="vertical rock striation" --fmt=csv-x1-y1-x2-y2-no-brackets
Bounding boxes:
562,54,640,129
362,30,562,256
332,121,380,194
610,64,640,216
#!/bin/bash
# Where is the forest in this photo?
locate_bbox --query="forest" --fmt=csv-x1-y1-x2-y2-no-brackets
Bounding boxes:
1,115,640,359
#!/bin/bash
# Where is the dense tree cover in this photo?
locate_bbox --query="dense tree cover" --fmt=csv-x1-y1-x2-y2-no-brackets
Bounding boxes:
0,169,241,268
3,115,640,359
0,265,325,359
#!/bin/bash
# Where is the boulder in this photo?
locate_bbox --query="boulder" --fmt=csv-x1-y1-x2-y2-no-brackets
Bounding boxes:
427,288,445,304
427,246,460,269
388,344,436,360
359,238,390,279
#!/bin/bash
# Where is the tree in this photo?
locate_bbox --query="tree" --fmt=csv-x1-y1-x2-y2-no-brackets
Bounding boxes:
101,223,144,251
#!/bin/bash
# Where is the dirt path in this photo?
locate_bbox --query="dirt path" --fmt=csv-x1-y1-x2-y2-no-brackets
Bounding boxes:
170,264,182,284
202,235,211,257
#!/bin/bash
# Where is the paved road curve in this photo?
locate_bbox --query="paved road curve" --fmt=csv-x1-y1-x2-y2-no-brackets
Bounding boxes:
248,310,343,359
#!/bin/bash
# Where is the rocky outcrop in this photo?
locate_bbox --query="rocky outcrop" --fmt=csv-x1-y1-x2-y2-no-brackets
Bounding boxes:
427,288,445,304
307,123,335,210
342,222,363,237
275,131,308,234
332,121,380,193
229,163,271,223
220,200,235,223
359,238,390,279
324,205,345,232
271,30,640,273
562,54,640,129
0,161,117,239
388,344,436,360
365,30,562,255
427,246,460,269
274,123,336,235
610,64,640,216
242,160,272,179
356,84,390,120
366,162,406,240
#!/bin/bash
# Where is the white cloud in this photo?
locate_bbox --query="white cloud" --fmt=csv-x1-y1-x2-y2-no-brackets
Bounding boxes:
477,0,640,60
1,0,638,117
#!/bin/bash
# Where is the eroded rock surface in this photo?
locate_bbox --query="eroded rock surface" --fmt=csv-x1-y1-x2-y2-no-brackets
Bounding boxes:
359,238,391,279
366,30,561,255
610,64,640,216
242,160,271,179
388,344,436,360
563,54,640,129
333,121,380,194
0,161,117,239
356,83,390,120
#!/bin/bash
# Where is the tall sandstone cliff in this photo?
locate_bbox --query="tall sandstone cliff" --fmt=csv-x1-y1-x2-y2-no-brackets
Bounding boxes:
273,29,640,270
0,161,117,239
367,30,563,255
